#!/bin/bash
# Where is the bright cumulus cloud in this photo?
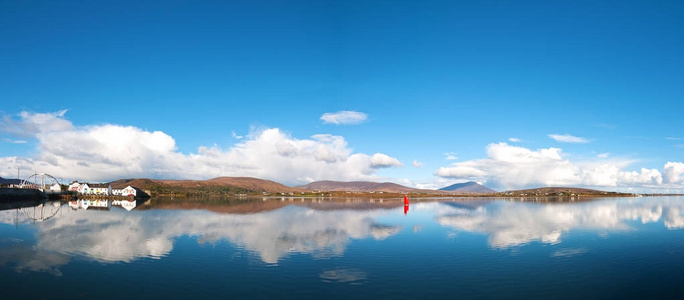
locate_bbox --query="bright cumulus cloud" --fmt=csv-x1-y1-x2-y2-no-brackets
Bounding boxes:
435,142,683,191
0,110,73,137
0,111,401,185
548,134,590,143
370,153,403,168
320,111,368,125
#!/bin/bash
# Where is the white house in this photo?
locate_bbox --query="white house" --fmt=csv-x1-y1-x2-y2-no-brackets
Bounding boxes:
68,181,112,195
48,183,62,193
79,183,112,195
68,181,81,192
112,186,137,197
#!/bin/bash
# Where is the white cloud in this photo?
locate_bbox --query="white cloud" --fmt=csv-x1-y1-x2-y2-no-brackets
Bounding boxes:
444,152,458,160
0,110,73,138
435,142,677,190
548,134,590,143
320,111,368,125
412,160,423,168
231,131,243,139
663,162,684,184
508,138,521,143
597,153,610,158
3,138,27,144
666,137,682,141
370,153,403,168
413,182,438,190
0,111,401,185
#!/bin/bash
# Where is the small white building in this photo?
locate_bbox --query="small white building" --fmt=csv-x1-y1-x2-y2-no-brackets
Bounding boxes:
48,183,62,193
68,181,112,195
112,186,137,197
68,181,81,192
79,183,112,195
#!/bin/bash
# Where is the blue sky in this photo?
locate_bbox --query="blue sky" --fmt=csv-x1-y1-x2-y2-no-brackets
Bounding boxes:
1,0,683,192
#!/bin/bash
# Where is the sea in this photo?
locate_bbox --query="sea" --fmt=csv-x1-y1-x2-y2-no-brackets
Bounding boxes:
1,196,683,299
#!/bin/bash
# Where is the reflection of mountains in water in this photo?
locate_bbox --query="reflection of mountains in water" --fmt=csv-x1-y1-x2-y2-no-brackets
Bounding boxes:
439,200,493,211
141,197,408,214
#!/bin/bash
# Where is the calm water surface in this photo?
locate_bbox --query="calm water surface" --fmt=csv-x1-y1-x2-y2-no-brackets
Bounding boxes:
1,196,684,299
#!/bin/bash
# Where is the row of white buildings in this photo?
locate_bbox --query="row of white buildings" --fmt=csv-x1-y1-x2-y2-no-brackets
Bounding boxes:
67,181,140,197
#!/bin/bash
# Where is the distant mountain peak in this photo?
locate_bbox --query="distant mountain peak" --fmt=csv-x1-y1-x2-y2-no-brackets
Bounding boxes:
439,182,496,193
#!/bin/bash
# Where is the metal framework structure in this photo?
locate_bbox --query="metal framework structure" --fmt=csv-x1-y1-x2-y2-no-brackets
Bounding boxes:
20,172,62,193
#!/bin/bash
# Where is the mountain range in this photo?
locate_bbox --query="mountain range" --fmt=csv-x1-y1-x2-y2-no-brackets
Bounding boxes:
296,180,431,193
104,177,497,196
296,180,495,194
4,174,630,197
439,181,496,193
108,177,304,194
0,177,21,185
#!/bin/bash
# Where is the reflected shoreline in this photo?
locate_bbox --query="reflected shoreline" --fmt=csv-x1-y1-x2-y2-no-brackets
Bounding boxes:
2,196,683,274
138,195,656,214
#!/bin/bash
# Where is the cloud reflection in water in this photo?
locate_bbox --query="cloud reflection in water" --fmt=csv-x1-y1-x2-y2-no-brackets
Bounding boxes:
435,197,684,248
0,203,401,270
2,197,683,276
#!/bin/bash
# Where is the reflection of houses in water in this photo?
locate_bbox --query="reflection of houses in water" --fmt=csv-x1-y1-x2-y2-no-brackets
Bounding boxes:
112,199,137,211
68,199,141,211
69,199,111,211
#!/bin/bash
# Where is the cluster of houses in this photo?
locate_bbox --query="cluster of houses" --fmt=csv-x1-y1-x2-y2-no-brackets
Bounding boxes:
67,181,142,197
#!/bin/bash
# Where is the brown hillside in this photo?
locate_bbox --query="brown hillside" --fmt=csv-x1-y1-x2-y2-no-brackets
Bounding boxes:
109,177,303,193
109,178,163,189
501,187,629,196
201,177,303,193
297,180,443,194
